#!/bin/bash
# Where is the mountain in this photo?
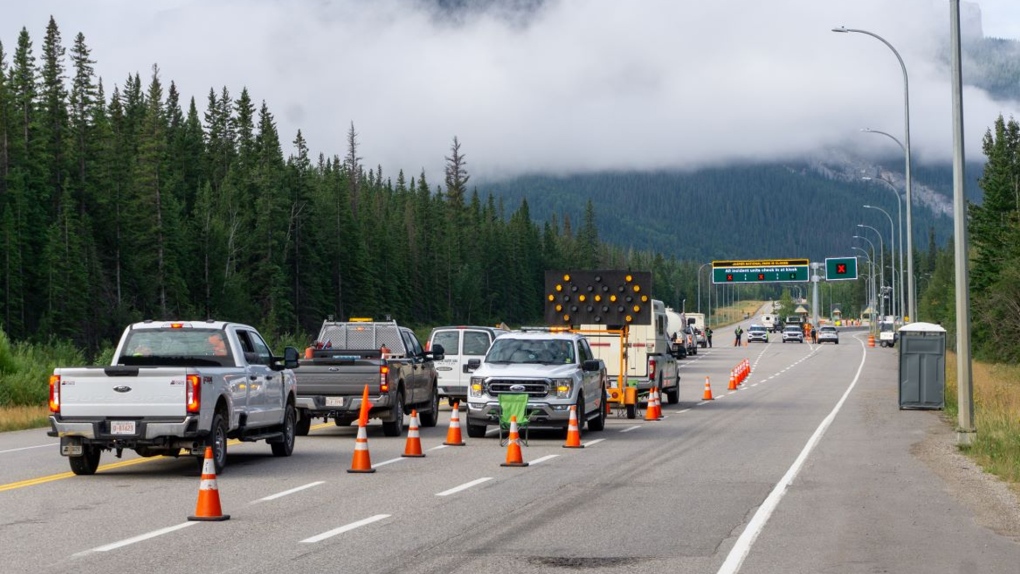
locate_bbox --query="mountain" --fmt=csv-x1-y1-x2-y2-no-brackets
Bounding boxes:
478,158,984,264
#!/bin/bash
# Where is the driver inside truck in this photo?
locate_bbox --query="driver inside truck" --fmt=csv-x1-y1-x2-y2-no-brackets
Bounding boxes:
207,333,228,356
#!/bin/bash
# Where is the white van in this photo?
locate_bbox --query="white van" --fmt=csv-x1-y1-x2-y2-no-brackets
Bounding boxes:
427,325,508,406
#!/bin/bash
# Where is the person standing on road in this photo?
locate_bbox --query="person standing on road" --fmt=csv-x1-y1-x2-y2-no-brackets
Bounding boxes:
733,326,743,346
706,327,713,348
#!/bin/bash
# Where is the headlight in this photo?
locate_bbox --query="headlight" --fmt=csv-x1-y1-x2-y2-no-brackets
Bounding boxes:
469,377,486,397
553,378,573,398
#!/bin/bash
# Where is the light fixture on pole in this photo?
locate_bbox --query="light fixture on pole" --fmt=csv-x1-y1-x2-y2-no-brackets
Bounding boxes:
864,204,897,320
834,26,915,322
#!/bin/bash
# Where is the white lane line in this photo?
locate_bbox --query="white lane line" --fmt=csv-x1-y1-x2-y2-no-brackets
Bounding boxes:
696,401,708,406
620,425,642,433
300,514,390,544
529,455,559,465
717,335,868,574
80,522,197,554
679,408,691,413
436,477,493,497
0,443,55,455
428,445,450,451
751,383,759,387
373,457,406,468
582,438,606,447
254,481,324,502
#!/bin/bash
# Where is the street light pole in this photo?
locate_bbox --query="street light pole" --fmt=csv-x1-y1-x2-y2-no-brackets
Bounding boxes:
864,204,897,319
698,263,710,315
855,228,884,318
851,246,875,322
860,150,906,324
834,26,915,322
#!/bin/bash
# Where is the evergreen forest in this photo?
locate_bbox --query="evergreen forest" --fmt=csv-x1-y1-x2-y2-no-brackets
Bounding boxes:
0,18,1016,365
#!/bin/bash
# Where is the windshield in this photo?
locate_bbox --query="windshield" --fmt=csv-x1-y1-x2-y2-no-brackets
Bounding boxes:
486,338,575,365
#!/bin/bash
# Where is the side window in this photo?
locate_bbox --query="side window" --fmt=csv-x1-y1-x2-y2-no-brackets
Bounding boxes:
237,330,272,365
462,331,491,355
431,331,459,355
403,330,423,356
577,339,594,363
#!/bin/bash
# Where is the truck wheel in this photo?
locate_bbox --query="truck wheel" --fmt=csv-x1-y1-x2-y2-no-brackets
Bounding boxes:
587,387,606,432
271,404,296,457
418,384,440,428
467,423,487,438
202,412,228,474
69,445,101,476
382,391,405,437
665,377,680,405
296,411,311,436
573,394,585,436
626,403,637,419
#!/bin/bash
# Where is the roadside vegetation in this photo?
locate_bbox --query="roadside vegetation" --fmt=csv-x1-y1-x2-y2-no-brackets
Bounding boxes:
0,327,89,431
944,352,1020,491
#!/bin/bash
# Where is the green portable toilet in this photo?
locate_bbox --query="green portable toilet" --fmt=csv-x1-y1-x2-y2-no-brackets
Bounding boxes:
898,322,946,409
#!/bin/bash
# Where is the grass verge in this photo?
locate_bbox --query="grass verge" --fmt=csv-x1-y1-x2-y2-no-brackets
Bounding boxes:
0,405,51,432
945,351,1020,490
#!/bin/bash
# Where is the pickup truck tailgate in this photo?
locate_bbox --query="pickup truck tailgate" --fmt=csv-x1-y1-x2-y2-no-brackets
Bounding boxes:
55,367,191,418
295,362,381,395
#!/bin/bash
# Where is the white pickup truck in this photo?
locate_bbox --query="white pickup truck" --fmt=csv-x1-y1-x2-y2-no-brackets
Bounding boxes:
47,320,301,475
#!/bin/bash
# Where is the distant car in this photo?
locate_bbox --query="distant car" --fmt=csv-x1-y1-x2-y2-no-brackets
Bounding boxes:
694,327,707,348
747,324,769,343
817,325,839,344
782,325,804,343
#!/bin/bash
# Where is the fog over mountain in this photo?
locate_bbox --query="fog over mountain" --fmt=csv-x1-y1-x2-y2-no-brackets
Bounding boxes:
2,1,1018,183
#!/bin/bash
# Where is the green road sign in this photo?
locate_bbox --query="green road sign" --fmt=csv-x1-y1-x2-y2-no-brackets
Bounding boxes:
711,259,809,284
825,257,858,281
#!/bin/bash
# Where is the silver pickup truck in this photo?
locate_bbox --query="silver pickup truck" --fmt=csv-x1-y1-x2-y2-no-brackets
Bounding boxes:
48,320,301,475
465,330,607,438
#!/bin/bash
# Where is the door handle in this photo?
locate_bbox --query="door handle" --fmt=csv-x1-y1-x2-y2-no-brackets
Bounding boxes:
250,375,258,381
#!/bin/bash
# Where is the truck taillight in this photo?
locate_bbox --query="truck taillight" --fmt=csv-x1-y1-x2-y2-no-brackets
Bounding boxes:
186,374,201,413
648,358,657,382
49,375,60,413
379,365,390,393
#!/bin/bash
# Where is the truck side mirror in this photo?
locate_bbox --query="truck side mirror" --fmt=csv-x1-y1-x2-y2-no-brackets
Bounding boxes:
582,359,602,372
279,346,300,370
467,358,481,370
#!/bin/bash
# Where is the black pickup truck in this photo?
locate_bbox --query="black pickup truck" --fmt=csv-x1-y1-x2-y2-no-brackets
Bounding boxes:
293,320,445,436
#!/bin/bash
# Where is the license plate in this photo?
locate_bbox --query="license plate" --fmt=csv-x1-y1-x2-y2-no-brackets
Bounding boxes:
110,420,136,435
325,397,344,407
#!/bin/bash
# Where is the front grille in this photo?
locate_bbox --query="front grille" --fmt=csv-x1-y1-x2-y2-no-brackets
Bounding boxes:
486,379,550,398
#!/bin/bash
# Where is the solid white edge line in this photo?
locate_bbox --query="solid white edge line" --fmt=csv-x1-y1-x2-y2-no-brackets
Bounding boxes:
717,334,868,574
255,481,325,502
300,514,391,544
582,438,606,447
436,477,493,497
86,522,198,553
0,443,56,455
529,454,559,465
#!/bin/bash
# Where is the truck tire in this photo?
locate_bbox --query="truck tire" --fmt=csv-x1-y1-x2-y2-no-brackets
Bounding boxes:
202,412,228,474
418,384,440,428
271,404,296,457
69,445,101,476
296,411,311,436
382,391,405,437
587,387,606,432
626,403,637,419
573,394,585,436
467,423,487,438
665,376,680,404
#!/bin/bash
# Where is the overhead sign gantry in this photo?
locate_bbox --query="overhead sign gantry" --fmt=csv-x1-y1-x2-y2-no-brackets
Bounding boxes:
711,259,809,284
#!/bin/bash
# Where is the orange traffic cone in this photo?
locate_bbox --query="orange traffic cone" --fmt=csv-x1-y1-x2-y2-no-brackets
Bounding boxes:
644,387,659,421
563,405,584,448
501,416,528,467
652,387,662,419
702,377,714,400
728,370,738,390
444,401,466,446
188,446,230,521
402,409,425,457
348,422,375,473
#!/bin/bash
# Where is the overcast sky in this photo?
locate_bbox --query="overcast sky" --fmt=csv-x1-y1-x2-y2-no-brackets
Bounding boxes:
2,0,1018,183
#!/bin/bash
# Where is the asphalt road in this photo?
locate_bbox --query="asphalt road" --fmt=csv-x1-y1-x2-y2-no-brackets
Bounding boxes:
2,325,1018,574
